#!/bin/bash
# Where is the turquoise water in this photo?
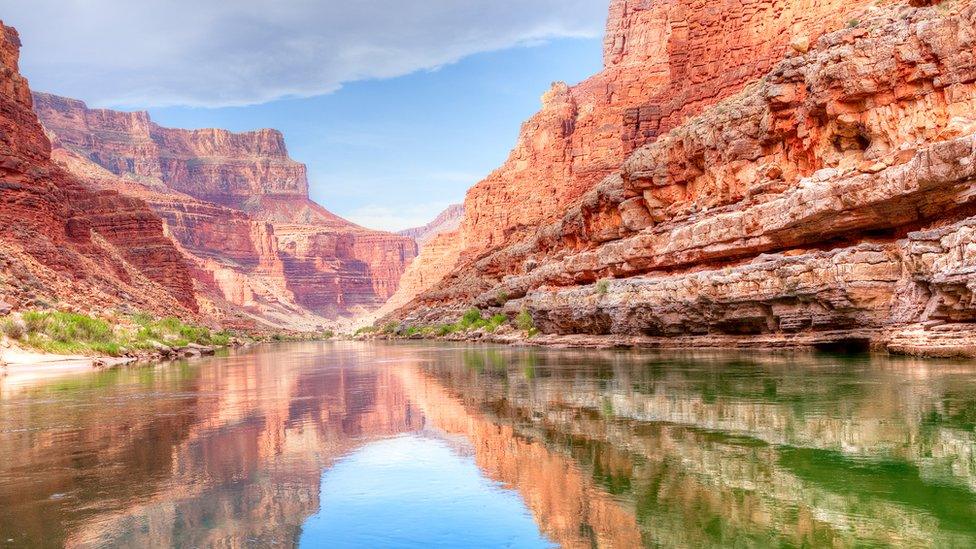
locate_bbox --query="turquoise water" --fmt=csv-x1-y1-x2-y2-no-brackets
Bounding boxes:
1,341,975,547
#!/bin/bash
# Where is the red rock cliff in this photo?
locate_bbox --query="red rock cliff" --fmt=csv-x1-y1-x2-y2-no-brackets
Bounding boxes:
392,0,976,357
385,0,882,312
460,0,881,256
33,94,417,323
0,22,197,316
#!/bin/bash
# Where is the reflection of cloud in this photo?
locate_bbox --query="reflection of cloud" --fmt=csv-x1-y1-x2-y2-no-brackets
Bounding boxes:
4,0,610,108
344,201,456,232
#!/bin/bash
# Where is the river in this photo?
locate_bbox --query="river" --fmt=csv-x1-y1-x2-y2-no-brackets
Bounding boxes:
1,341,975,547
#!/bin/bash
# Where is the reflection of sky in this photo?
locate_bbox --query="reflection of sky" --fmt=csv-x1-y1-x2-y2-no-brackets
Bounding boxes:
299,434,555,548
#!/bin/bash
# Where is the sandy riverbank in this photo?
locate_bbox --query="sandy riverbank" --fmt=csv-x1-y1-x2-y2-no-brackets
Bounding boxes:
0,347,138,393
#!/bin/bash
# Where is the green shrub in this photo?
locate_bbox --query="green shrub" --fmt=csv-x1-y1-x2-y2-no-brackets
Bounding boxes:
436,324,458,336
22,311,48,333
211,330,233,346
461,308,483,325
496,291,509,304
516,309,535,331
131,315,219,348
9,309,231,356
1,318,25,340
382,322,399,334
486,314,508,332
354,325,377,336
596,279,610,296
322,330,335,339
847,19,859,27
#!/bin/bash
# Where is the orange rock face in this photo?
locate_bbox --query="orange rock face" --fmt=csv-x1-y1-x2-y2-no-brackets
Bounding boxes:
460,0,879,256
34,93,417,325
393,0,976,356
391,0,882,317
0,22,197,316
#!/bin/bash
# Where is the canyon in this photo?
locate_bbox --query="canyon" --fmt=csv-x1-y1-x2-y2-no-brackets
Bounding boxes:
0,22,197,319
387,0,976,356
31,93,417,329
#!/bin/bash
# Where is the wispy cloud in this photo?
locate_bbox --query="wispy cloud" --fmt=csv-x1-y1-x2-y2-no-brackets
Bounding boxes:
3,0,610,108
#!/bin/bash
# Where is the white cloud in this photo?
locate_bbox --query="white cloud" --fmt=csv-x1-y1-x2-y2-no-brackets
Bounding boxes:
344,201,456,232
1,0,609,108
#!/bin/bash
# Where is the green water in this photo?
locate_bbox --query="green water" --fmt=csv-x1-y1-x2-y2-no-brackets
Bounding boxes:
1,341,975,547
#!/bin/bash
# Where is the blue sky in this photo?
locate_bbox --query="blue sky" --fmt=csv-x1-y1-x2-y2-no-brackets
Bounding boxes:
149,38,603,230
2,0,609,231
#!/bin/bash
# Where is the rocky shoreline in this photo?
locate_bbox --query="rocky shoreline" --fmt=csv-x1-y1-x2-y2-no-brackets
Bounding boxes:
352,321,976,358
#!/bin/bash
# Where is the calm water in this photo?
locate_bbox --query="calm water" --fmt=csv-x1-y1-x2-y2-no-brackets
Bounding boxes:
2,342,976,547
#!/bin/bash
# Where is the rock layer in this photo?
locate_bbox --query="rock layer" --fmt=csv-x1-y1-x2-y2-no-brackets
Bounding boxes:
0,22,196,317
392,0,976,356
388,0,884,316
34,94,417,325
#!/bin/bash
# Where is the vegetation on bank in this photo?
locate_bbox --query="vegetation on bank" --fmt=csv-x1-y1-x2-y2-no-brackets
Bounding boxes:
355,307,539,340
1,310,235,357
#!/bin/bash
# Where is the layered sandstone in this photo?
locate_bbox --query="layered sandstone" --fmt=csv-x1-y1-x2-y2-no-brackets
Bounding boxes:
393,0,976,356
0,22,196,317
34,94,417,324
459,0,883,256
389,0,884,319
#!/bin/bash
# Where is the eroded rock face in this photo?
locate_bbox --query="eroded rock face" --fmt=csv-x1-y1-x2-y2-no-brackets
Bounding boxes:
391,0,885,322
0,22,196,316
459,0,881,257
34,93,417,324
393,0,976,356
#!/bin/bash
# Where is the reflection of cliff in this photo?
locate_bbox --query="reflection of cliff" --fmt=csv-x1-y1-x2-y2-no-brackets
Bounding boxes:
419,347,976,547
0,343,423,547
394,361,644,549
4,343,976,546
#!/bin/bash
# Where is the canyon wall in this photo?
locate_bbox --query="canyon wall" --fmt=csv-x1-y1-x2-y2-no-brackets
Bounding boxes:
0,22,197,317
391,0,976,356
385,0,883,316
34,93,417,326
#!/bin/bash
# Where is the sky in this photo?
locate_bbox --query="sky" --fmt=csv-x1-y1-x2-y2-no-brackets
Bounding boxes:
1,0,609,231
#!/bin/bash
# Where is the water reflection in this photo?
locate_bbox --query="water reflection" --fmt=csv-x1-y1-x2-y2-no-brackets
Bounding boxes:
0,342,975,547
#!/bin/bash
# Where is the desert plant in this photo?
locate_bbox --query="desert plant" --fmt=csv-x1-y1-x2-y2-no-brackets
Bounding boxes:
486,314,508,332
516,309,535,331
1,318,25,340
596,279,610,296
461,308,483,325
22,311,48,333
